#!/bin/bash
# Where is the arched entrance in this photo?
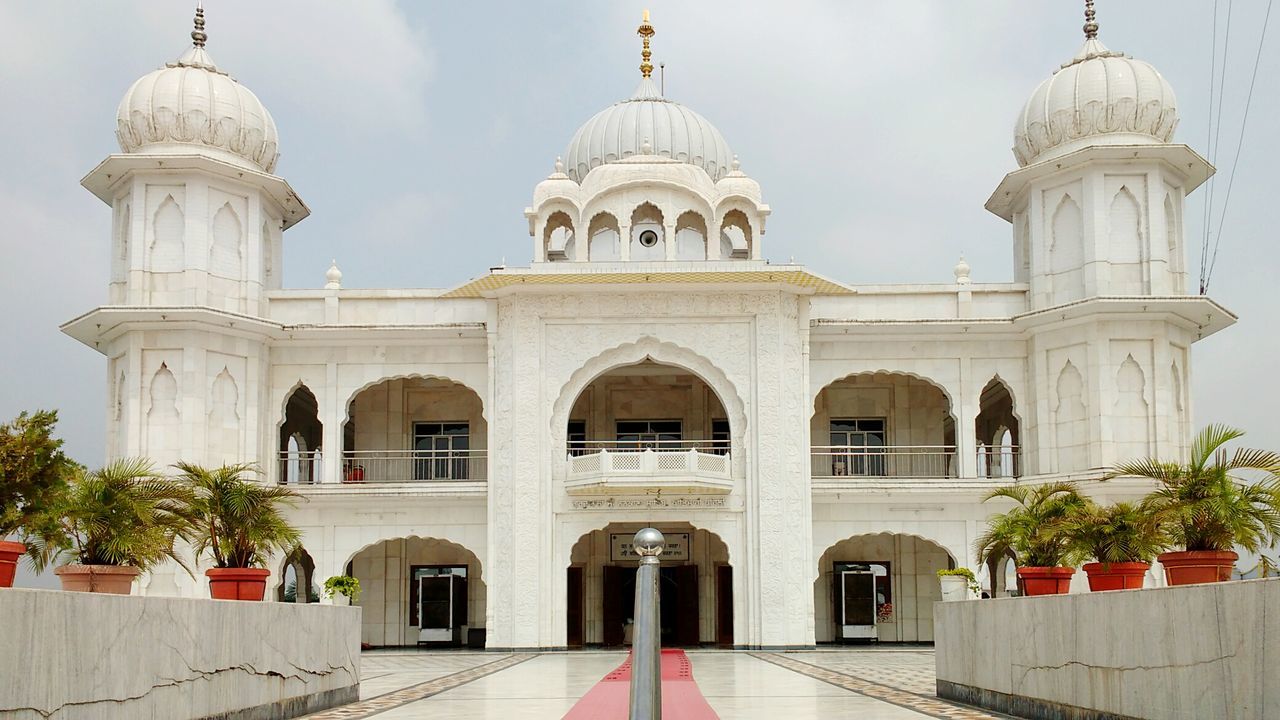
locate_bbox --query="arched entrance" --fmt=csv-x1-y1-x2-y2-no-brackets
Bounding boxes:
278,384,321,484
342,376,486,484
567,523,732,648
347,536,485,647
976,377,1022,478
815,533,957,643
811,372,957,480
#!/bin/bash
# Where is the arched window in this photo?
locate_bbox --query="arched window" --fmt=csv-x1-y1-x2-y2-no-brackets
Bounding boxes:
719,210,751,259
544,211,575,262
587,213,620,261
630,203,665,261
675,211,707,261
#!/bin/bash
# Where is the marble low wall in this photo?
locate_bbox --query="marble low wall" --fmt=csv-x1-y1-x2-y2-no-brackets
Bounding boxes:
934,577,1279,720
0,588,360,720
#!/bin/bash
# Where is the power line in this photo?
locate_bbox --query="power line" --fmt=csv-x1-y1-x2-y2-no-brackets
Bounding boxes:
1198,0,1219,294
1204,0,1274,293
1201,0,1233,294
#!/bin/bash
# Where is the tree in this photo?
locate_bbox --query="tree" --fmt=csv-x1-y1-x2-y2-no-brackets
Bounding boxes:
0,410,76,539
1061,500,1168,566
25,458,193,573
975,481,1088,567
175,462,303,568
1109,424,1280,553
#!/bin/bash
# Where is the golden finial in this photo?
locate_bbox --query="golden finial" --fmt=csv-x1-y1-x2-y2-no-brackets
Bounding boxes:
191,4,207,48
637,10,655,78
1083,0,1099,40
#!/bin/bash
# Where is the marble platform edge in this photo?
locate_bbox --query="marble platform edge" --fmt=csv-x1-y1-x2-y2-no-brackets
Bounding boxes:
938,680,1139,720
197,685,359,720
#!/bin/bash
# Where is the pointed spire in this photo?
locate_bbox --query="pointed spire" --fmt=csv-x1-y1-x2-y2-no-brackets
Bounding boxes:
191,4,208,48
1083,0,1098,40
637,10,655,78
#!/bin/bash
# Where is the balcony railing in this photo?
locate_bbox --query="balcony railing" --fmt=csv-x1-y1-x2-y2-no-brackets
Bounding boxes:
977,445,1022,478
277,449,487,484
810,445,957,479
565,440,733,494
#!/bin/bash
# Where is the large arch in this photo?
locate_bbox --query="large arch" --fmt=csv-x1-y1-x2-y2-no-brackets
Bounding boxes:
811,370,958,480
548,337,748,477
344,534,486,648
814,531,958,643
342,374,488,484
564,522,735,648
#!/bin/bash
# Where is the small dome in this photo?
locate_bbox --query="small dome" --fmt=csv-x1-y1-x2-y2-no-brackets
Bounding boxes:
1013,37,1177,167
563,76,733,184
115,9,280,173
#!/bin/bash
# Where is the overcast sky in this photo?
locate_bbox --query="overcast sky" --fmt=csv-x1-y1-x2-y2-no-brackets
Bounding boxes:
0,2,1276,469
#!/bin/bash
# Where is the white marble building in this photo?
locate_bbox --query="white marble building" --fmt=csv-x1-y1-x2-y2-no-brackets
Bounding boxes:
63,9,1235,649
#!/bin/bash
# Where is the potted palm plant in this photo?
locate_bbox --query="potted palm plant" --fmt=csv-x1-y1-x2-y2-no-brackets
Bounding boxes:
1062,500,1166,591
1110,424,1280,586
0,411,75,588
26,458,192,594
176,462,303,601
976,481,1087,596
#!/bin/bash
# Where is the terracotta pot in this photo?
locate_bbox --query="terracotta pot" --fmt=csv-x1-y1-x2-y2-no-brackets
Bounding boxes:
1158,551,1238,586
1016,566,1075,596
1082,562,1150,592
54,564,141,594
0,540,25,588
207,567,270,601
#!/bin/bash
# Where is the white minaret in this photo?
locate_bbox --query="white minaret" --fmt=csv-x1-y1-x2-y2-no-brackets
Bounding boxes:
73,6,309,473
986,1,1223,475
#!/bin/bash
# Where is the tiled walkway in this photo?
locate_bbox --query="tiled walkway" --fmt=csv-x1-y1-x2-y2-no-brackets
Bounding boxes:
301,647,1002,719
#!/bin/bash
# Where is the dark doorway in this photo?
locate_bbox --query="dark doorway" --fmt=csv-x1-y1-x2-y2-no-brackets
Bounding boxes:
715,564,733,647
566,566,584,647
601,564,700,647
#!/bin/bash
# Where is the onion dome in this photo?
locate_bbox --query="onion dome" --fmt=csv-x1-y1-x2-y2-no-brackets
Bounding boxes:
115,8,280,173
1012,1,1177,167
715,155,762,202
562,12,733,183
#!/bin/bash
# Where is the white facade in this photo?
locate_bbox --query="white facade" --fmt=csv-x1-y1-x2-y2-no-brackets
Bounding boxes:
63,11,1236,649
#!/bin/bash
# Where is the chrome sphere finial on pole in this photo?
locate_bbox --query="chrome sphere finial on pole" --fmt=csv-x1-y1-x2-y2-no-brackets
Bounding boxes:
629,528,664,719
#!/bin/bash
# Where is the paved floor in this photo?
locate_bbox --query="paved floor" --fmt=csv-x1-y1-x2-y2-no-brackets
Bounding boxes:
303,647,1002,720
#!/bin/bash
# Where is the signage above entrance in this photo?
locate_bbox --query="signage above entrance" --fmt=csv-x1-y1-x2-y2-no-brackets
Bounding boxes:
610,532,691,562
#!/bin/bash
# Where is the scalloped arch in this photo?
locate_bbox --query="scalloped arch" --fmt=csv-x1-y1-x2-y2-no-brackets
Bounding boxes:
343,373,487,425
811,368,957,413
340,534,485,579
548,337,748,459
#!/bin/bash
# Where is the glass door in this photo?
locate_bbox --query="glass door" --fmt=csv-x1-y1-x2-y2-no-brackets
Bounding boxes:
413,422,469,480
829,418,886,476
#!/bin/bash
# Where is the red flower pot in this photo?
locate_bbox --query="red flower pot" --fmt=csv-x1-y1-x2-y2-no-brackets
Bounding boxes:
0,540,25,588
206,567,271,601
1157,551,1237,586
1082,562,1150,592
1016,566,1075,596
54,564,141,594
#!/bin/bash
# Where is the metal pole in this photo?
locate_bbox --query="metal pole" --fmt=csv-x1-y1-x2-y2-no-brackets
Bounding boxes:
629,528,664,720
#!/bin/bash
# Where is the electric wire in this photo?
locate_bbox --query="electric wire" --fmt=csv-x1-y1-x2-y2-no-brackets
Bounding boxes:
1199,0,1220,294
1202,0,1233,294
1204,0,1273,293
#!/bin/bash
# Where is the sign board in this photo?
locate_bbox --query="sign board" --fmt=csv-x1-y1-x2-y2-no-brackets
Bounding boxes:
610,532,691,562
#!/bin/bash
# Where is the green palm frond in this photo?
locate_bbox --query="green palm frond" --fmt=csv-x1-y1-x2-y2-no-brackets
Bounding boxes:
175,462,304,569
977,481,1087,567
1117,424,1280,553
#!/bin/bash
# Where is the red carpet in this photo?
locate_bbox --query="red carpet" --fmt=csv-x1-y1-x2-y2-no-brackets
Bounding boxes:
563,649,719,719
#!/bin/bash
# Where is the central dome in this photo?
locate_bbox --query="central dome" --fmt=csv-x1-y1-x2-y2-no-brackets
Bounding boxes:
563,77,733,184
562,14,733,184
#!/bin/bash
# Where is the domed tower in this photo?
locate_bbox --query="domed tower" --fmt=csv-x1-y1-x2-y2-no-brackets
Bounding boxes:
70,7,309,478
987,2,1226,475
988,0,1208,308
84,6,308,314
525,11,769,264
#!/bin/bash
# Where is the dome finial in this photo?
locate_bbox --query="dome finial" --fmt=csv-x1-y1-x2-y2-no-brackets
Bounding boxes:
1083,0,1099,40
637,10,655,78
191,3,208,48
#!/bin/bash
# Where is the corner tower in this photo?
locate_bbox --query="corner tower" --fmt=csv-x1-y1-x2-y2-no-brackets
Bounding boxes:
66,7,309,474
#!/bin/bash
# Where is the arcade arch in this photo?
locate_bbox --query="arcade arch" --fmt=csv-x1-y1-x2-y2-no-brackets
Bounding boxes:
815,533,956,643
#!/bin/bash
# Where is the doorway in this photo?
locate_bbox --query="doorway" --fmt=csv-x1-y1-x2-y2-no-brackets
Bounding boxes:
601,564,699,647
